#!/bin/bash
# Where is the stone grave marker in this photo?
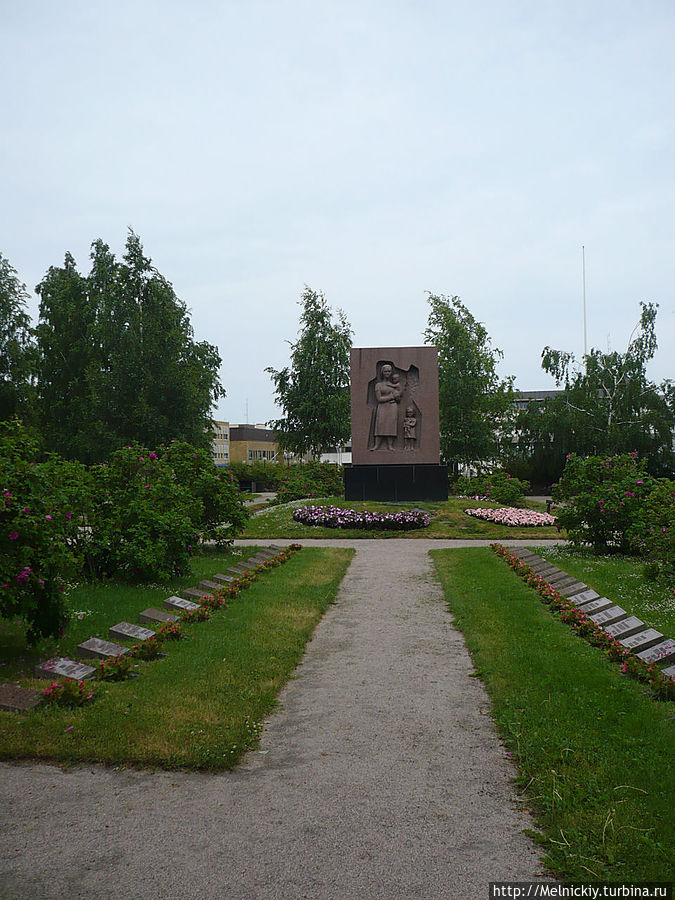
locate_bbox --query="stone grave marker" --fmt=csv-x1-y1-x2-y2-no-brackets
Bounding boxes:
604,617,647,641
199,579,225,593
636,639,675,665
589,606,627,627
0,684,43,712
559,582,589,597
227,566,246,576
109,622,156,643
545,570,573,585
35,658,96,681
78,637,129,660
547,576,580,591
139,608,179,625
568,589,600,606
212,573,235,584
577,597,613,616
619,628,664,653
180,587,209,601
662,664,675,680
164,595,200,612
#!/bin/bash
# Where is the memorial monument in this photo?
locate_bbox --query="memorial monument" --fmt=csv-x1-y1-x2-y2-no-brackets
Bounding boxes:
344,346,448,501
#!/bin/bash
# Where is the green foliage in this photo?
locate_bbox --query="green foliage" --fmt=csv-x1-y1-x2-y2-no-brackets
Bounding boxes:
162,441,248,545
0,421,87,643
0,253,36,421
424,293,515,472
513,303,674,482
35,232,225,464
271,461,344,505
631,479,675,581
453,471,530,505
85,445,197,581
228,459,282,490
552,453,655,553
266,287,352,459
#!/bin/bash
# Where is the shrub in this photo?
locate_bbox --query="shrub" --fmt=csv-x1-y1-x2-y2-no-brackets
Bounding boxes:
271,461,344,505
453,471,529,506
631,479,675,580
0,421,88,642
552,453,655,553
162,440,248,545
85,445,196,581
228,460,282,491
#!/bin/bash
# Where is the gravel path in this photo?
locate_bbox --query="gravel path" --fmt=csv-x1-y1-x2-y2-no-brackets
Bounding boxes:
1,541,550,899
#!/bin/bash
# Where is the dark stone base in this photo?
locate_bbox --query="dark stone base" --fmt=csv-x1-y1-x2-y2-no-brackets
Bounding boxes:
344,464,448,502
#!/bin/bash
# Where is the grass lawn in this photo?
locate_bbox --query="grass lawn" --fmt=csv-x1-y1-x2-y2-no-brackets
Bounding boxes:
0,546,353,770
534,546,675,637
243,496,563,540
431,548,675,883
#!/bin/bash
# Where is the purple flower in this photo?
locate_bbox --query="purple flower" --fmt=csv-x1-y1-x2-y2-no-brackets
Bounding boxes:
45,514,52,522
8,531,18,541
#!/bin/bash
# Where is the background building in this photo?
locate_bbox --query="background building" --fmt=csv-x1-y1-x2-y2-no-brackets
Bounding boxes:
211,420,230,467
229,424,279,463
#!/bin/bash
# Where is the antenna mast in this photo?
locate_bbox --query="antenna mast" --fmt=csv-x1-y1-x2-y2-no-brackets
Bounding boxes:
582,245,588,358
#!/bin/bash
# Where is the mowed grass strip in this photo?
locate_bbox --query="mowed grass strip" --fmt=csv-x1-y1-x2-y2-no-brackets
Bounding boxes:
244,496,562,540
0,547,353,770
431,548,675,883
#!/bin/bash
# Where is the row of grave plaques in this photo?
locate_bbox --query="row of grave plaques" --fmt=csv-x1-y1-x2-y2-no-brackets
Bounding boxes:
512,549,675,679
21,547,285,696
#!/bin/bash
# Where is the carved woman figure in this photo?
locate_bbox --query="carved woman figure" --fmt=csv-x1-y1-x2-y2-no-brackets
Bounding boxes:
370,364,401,450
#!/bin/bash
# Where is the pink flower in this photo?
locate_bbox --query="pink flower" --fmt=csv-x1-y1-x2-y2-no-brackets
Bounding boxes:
23,507,30,514
149,452,157,460
8,531,18,541
45,514,52,522
66,512,72,521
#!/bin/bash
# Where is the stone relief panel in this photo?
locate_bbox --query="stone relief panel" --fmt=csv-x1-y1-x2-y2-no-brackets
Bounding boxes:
366,361,422,452
350,347,440,466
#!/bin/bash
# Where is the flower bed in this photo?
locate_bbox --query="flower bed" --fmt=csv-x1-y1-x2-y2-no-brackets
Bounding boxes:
292,505,430,531
465,506,556,527
491,543,674,701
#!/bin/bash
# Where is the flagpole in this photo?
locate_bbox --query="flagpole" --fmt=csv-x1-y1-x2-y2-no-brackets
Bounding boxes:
582,245,587,359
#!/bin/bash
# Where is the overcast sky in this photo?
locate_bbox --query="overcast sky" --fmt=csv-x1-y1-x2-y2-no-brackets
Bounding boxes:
3,0,674,426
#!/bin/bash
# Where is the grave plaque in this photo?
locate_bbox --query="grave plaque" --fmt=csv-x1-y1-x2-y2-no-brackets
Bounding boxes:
35,658,96,681
246,558,262,566
199,579,225,592
227,567,247,576
545,570,572,585
636,639,675,665
619,628,663,653
604,617,647,640
180,588,209,601
109,622,156,643
0,684,42,712
212,573,235,584
139,608,179,625
589,606,627,627
548,576,580,591
163,595,200,612
662,665,675,681
78,638,129,660
529,563,559,575
577,597,613,616
560,582,589,597
568,590,600,606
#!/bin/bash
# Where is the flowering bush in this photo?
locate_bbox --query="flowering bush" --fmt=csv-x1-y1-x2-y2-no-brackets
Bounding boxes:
271,462,344,505
85,444,196,581
42,678,95,707
1,421,88,642
631,479,675,581
293,505,430,530
161,440,248,546
178,607,210,624
492,543,674,701
464,507,556,527
552,453,655,553
454,471,529,506
96,653,133,681
157,620,183,638
129,635,164,660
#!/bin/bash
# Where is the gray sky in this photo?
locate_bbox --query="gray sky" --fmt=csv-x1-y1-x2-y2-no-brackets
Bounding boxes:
3,0,674,426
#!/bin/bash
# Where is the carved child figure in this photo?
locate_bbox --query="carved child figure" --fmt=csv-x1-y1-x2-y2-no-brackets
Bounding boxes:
403,406,417,450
